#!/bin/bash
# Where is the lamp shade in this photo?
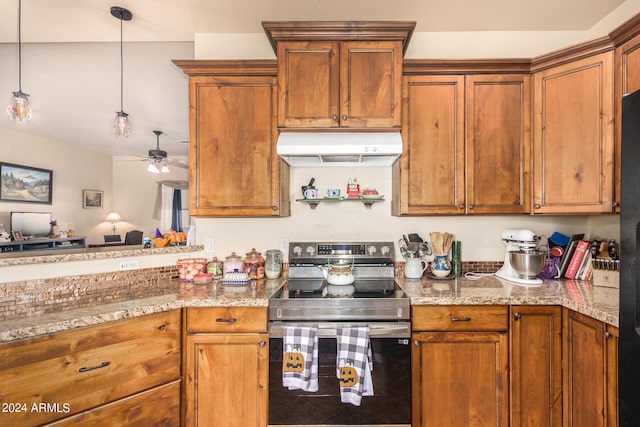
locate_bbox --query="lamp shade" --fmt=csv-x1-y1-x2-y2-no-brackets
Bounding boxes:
6,91,31,123
106,212,121,222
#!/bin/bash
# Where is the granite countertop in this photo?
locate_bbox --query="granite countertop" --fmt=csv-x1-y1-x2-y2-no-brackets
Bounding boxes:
397,274,619,327
0,274,619,343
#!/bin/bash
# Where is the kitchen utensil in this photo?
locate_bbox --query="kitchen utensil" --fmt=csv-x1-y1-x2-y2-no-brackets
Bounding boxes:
318,260,355,285
495,229,544,285
301,177,316,194
408,233,423,242
418,242,432,257
509,250,547,279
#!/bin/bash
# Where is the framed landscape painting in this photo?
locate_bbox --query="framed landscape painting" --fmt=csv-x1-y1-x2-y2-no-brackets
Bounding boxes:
0,162,53,204
83,189,103,208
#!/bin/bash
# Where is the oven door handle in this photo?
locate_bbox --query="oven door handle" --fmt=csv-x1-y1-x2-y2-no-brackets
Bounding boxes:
268,323,411,339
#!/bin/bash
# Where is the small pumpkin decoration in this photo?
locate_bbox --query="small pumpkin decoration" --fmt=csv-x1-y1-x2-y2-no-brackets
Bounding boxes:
338,359,358,387
283,345,305,373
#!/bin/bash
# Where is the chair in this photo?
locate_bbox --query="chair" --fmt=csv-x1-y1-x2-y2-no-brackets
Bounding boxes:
104,234,122,243
124,230,143,245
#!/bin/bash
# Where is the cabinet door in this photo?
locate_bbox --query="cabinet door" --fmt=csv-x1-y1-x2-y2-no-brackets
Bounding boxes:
190,74,288,216
340,41,403,128
277,41,340,128
615,33,640,211
509,306,562,427
605,325,618,427
392,75,465,215
183,333,268,427
532,52,615,214
563,309,616,427
412,331,509,427
466,75,531,214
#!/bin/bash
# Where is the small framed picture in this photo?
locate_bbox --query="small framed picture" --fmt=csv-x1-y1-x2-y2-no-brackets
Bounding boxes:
11,230,23,241
83,190,104,209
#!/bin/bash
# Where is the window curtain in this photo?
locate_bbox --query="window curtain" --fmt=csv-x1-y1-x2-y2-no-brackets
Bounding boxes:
153,180,188,233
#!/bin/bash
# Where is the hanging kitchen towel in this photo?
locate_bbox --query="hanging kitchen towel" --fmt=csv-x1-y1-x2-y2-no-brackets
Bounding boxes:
282,326,319,392
336,327,374,406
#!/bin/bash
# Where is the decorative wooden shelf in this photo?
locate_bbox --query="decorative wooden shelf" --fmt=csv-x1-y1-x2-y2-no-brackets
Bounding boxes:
296,197,385,210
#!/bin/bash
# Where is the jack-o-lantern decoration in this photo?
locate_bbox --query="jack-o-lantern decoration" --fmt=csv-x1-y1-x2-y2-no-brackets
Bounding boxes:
283,345,305,373
338,359,359,387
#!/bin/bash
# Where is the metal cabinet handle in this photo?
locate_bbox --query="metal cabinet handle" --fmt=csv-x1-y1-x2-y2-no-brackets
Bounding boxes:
468,204,475,210
451,316,471,322
604,331,612,339
458,204,465,209
612,201,619,208
413,340,420,347
216,317,237,323
331,114,338,121
514,312,521,320
341,114,348,121
534,204,541,209
79,361,110,373
271,205,278,211
259,341,266,347
157,324,166,330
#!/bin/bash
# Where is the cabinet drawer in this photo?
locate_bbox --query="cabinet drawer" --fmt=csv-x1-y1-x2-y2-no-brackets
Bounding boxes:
412,305,508,331
49,380,180,427
186,306,267,333
0,310,181,427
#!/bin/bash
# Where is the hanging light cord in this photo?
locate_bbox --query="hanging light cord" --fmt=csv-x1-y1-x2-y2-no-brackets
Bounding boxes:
118,11,124,112
17,0,23,93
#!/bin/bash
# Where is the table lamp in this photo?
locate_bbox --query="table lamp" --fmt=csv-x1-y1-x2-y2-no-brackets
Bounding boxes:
106,212,121,235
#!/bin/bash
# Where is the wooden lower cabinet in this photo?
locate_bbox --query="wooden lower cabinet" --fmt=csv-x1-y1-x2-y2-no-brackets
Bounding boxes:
563,308,618,427
411,306,509,427
49,380,181,426
509,306,562,427
0,310,181,427
183,307,268,427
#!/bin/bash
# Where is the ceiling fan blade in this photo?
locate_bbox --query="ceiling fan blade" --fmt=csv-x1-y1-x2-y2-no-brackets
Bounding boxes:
167,160,189,169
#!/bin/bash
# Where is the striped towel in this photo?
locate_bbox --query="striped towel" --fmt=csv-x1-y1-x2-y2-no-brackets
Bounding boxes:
336,327,373,406
282,326,318,392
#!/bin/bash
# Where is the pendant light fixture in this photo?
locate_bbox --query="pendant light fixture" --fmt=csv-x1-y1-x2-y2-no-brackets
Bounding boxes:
111,6,132,137
6,0,32,123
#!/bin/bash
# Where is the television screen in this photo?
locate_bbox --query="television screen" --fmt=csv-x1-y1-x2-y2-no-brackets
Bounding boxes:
10,212,52,238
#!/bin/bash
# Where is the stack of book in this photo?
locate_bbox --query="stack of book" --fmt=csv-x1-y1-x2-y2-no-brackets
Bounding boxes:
556,234,594,281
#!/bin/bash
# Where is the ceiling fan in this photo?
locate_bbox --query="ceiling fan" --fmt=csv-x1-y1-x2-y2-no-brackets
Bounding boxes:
137,130,188,173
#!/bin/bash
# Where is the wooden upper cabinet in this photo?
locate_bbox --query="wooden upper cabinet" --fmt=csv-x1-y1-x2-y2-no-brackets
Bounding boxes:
532,51,615,214
612,21,640,212
466,74,531,214
174,61,290,217
393,74,465,215
393,71,530,215
264,21,415,129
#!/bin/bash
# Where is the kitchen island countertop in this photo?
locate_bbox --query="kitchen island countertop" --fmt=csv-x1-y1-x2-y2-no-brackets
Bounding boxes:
0,274,618,343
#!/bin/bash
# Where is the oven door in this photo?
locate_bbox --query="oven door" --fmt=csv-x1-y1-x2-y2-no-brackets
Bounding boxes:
268,322,411,427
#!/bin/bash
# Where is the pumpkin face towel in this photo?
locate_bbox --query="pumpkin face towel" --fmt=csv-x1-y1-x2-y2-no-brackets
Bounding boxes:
282,326,319,392
336,327,373,406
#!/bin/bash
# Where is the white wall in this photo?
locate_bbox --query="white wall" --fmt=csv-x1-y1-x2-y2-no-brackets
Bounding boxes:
0,126,113,243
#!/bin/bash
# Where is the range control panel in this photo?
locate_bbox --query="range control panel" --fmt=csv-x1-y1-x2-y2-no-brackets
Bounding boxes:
289,241,394,264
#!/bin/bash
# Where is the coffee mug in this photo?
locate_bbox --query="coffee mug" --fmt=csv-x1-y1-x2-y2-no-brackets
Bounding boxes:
327,188,340,197
303,188,318,199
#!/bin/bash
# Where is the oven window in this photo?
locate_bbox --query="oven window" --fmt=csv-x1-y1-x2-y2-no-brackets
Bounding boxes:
269,337,411,425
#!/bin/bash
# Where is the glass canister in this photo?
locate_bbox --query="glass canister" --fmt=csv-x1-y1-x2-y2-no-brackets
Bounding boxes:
265,249,283,279
223,252,244,274
243,248,265,279
207,257,224,279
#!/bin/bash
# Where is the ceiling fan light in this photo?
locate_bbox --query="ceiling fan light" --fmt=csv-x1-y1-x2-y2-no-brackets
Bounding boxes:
113,111,130,137
147,162,160,174
160,164,170,173
6,91,31,123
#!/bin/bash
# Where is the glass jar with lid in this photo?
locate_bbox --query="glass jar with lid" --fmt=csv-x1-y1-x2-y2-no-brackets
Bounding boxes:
243,248,265,279
223,252,244,274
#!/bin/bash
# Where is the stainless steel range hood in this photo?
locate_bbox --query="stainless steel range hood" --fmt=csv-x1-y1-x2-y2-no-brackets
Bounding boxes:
276,132,403,166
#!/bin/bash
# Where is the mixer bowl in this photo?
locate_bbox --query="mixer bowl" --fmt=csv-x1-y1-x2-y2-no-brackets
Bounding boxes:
509,250,547,279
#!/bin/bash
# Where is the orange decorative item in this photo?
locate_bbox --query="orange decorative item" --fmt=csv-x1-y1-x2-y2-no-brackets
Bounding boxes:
151,237,170,248
283,345,305,373
338,360,359,387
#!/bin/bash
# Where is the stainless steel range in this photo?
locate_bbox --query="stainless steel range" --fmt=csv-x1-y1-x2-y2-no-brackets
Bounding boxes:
268,241,411,427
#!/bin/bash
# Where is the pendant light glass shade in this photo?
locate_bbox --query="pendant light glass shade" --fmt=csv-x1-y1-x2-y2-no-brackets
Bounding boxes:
111,7,132,137
113,111,130,137
6,90,31,123
6,0,31,123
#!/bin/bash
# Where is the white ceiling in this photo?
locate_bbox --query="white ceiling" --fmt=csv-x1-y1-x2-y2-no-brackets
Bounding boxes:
0,0,629,158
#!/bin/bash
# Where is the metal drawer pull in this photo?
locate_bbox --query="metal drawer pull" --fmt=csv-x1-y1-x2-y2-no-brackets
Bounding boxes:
216,317,237,323
79,361,110,373
514,312,521,320
157,324,166,330
451,316,471,322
